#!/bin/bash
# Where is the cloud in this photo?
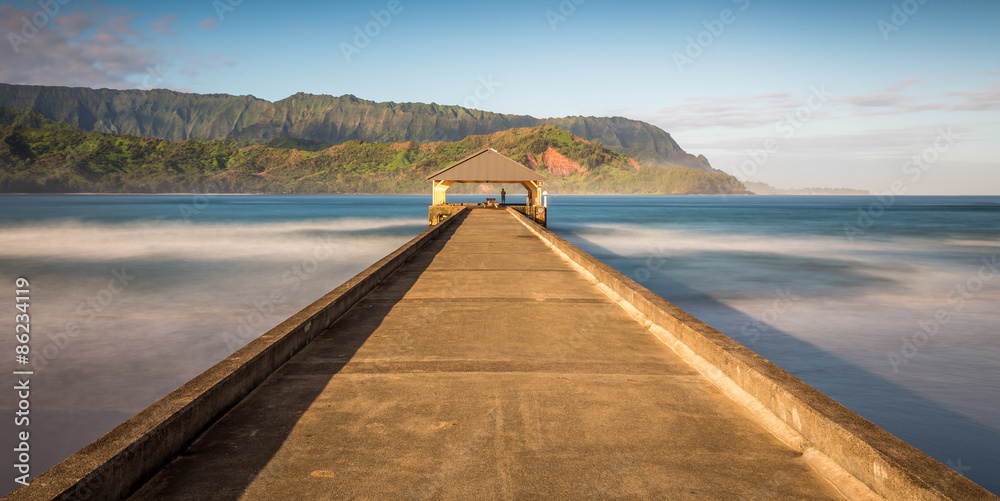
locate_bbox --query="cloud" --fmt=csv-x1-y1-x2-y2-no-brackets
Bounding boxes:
0,5,162,89
647,78,1000,133
757,125,974,160
838,82,1000,115
839,93,909,108
54,11,94,39
638,90,828,130
198,17,218,31
883,77,921,93
947,83,1000,112
688,124,977,179
209,52,237,67
152,14,179,36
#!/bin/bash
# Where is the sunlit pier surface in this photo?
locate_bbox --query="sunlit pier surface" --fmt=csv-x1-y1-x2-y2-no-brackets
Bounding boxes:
135,208,838,499
9,208,995,500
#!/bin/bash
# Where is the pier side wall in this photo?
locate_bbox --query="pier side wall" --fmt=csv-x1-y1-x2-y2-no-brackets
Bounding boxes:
507,208,993,501
7,210,468,501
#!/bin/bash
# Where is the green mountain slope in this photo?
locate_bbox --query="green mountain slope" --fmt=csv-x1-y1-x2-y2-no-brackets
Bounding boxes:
0,110,746,195
0,83,712,171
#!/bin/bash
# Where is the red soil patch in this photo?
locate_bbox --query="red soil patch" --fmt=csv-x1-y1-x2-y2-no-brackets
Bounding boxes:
628,157,640,170
542,147,586,176
524,153,540,170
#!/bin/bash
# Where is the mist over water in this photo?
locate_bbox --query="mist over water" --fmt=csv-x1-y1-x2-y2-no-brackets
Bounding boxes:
0,195,429,495
0,194,997,495
550,195,1000,494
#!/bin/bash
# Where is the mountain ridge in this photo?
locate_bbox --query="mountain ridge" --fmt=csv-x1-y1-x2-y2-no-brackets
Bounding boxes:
0,83,713,172
0,106,747,195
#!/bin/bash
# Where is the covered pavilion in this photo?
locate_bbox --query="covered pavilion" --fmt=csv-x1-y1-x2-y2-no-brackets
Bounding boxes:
427,148,547,226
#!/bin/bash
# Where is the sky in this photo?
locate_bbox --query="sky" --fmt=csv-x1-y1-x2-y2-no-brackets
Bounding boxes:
0,0,998,194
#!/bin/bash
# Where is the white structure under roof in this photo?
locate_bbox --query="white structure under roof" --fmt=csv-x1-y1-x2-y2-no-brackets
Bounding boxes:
427,148,545,207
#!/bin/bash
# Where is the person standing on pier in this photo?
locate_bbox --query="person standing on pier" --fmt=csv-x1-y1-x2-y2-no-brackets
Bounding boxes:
501,188,506,205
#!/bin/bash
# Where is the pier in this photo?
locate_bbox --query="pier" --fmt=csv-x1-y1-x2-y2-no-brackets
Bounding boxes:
7,208,995,500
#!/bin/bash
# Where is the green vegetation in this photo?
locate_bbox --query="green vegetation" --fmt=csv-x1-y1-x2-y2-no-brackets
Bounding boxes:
0,107,747,195
0,83,714,171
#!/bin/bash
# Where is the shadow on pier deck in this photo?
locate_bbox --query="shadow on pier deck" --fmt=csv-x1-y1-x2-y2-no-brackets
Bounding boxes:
7,208,996,500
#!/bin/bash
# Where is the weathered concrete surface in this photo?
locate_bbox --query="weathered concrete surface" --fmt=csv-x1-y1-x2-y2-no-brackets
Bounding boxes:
4,209,468,501
128,210,847,500
506,208,996,501
428,204,465,226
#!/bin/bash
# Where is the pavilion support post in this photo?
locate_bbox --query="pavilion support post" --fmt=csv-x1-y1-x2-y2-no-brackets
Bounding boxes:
432,180,452,206
523,181,543,208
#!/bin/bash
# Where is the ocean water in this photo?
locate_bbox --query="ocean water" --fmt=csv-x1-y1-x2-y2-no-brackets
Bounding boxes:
0,194,997,495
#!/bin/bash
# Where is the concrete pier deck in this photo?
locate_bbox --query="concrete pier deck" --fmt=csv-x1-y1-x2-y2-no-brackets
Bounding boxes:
129,209,844,500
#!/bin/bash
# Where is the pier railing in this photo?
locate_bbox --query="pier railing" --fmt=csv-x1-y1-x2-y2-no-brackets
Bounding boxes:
506,207,994,501
6,210,469,501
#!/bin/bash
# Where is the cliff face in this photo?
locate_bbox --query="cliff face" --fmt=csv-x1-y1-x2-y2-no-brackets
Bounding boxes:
0,108,748,196
0,83,714,172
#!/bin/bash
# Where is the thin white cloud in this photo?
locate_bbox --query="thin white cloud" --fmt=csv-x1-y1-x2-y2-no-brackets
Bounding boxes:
643,78,1000,133
152,14,179,36
838,82,1000,115
947,83,1000,111
883,77,921,93
689,125,985,187
755,91,795,102
198,17,218,31
839,93,909,108
208,52,237,67
639,90,829,130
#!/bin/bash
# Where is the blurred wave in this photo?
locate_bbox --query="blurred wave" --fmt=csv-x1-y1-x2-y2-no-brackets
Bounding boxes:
0,218,424,262
0,200,428,495
1,194,998,495
551,196,1000,494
